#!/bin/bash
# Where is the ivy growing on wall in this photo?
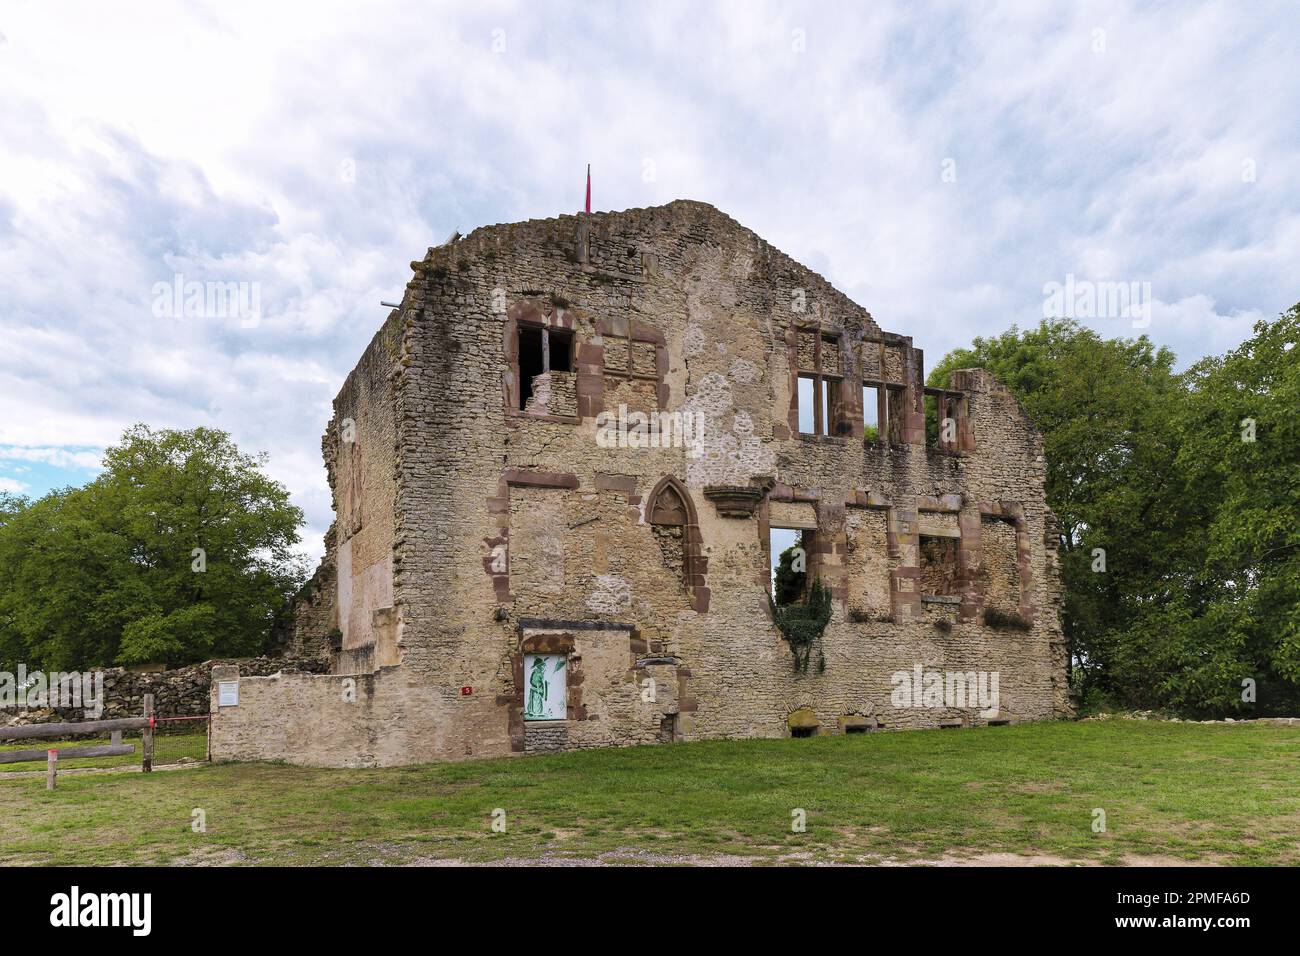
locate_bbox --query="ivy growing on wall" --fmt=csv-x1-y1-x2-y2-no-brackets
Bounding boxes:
768,579,832,674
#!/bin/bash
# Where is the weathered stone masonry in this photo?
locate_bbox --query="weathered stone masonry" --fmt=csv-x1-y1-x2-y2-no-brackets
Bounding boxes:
214,200,1071,767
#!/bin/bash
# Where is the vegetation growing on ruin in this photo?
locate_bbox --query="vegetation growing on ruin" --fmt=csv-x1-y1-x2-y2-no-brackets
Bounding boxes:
768,578,832,674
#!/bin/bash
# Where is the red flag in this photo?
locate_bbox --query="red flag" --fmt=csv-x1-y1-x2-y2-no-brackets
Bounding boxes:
584,164,591,214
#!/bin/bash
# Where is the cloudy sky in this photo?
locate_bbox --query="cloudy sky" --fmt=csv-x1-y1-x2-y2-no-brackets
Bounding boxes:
1,0,1296,560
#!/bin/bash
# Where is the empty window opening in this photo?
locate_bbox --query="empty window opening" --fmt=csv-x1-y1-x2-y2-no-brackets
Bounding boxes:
770,527,808,605
822,378,841,434
924,392,939,446
863,385,880,443
797,375,841,436
518,327,544,409
923,388,963,448
550,331,572,372
794,329,841,436
517,325,574,410
797,376,817,434
790,726,817,738
845,724,870,735
919,534,960,597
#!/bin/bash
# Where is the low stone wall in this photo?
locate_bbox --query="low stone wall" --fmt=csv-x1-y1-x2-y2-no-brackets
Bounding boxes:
1,656,330,732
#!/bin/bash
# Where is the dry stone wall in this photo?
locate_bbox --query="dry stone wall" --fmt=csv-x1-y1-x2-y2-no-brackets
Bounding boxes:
3,656,328,733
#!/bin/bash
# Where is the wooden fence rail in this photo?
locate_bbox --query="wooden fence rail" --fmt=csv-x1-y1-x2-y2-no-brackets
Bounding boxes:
0,717,149,741
2,694,155,788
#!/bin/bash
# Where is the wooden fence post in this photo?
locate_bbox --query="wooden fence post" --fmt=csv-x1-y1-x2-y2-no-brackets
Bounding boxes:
46,749,56,790
142,694,154,773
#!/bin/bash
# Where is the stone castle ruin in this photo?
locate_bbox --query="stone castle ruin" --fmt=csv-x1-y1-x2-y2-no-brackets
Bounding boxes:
210,200,1071,767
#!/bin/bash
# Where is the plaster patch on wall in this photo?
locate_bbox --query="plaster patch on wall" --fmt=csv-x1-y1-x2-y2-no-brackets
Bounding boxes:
587,574,633,616
683,371,777,486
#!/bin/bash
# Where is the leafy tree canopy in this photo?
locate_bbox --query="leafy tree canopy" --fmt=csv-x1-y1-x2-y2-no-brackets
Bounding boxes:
0,425,307,670
927,309,1300,716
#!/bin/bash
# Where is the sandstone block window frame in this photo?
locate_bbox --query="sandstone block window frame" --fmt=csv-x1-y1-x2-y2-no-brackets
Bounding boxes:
861,378,909,447
504,300,581,423
763,499,822,602
794,327,844,437
645,476,710,613
600,320,667,411
916,513,963,601
923,386,970,452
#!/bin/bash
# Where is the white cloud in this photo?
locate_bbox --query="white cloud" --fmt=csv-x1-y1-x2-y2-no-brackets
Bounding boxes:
1,0,1295,560
0,447,103,469
0,477,28,494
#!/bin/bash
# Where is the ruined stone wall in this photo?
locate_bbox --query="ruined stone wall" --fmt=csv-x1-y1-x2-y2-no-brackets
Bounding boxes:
279,554,336,660
327,318,402,669
3,656,328,733
228,200,1069,767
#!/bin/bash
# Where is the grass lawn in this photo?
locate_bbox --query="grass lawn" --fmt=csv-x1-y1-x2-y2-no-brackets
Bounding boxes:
0,720,1296,866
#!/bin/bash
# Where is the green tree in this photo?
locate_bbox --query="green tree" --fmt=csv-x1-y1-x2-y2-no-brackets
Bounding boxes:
1107,307,1300,715
927,310,1300,716
773,534,808,606
928,319,1183,703
0,425,307,670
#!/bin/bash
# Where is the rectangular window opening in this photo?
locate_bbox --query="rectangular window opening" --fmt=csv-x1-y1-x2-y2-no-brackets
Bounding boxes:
770,527,807,605
863,385,880,443
797,376,817,434
924,392,938,446
518,326,575,411
518,326,544,410
886,386,909,445
549,329,573,372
